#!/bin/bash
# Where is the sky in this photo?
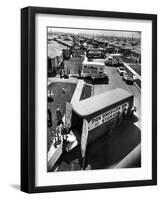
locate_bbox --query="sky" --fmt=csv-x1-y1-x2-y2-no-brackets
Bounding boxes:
48,27,141,38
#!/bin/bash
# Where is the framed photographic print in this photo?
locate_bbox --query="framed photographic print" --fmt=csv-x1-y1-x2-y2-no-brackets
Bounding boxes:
21,6,157,193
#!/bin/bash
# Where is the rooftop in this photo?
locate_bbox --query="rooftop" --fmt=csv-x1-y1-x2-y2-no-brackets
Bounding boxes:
48,34,58,40
48,45,62,58
72,88,133,117
49,41,68,50
82,61,105,66
131,46,141,54
56,38,73,47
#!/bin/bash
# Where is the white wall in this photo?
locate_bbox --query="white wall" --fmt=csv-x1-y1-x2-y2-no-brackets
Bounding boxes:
0,0,160,199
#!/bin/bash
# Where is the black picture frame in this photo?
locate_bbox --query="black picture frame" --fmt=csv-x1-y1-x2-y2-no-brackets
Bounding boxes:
21,6,157,193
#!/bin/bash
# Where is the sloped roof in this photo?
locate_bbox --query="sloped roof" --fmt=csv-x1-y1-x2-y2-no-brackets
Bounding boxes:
48,34,58,40
48,45,62,58
72,88,133,117
131,46,141,54
121,45,133,50
56,38,73,47
49,41,68,51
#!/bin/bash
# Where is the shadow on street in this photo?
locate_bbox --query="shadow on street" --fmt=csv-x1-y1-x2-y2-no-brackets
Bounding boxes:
54,114,141,171
86,115,141,169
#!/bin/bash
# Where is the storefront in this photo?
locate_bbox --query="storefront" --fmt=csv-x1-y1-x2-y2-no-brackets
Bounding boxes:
71,88,135,143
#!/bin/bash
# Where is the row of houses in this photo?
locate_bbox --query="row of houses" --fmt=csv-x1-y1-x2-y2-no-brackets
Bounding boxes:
48,34,88,77
77,36,141,63
96,38,141,63
48,33,141,77
48,37,73,77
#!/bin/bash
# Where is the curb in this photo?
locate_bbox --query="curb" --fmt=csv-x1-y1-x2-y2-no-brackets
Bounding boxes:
123,62,141,80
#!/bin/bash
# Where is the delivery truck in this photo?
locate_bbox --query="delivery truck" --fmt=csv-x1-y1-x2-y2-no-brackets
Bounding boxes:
81,61,108,82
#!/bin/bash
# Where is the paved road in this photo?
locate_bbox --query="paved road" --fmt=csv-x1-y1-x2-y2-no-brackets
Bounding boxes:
90,58,141,128
83,58,141,169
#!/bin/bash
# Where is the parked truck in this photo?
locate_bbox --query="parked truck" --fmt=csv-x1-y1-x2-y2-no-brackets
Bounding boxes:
81,61,108,82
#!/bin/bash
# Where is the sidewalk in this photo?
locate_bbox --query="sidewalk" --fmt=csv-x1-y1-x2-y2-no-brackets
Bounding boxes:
48,138,63,171
48,77,78,84
71,80,85,104
48,79,83,171
123,62,141,80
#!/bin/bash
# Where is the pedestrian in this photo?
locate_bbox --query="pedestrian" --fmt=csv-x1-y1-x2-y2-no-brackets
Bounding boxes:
57,124,62,145
60,69,62,78
123,108,128,118
117,111,122,125
79,69,81,77
54,130,59,148
62,87,65,94
56,108,63,126
47,109,52,128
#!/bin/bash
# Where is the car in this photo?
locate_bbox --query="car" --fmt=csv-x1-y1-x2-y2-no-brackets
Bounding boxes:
117,67,126,76
104,58,113,66
122,73,134,84
98,72,109,82
63,74,69,79
104,56,113,66
113,58,123,67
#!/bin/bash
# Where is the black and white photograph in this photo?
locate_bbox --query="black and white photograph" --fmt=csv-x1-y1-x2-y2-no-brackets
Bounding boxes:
20,6,157,193
47,27,141,172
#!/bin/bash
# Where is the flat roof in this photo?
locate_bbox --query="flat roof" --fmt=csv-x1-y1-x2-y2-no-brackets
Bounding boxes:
109,53,122,57
87,47,104,50
121,46,133,50
82,61,105,66
72,88,133,117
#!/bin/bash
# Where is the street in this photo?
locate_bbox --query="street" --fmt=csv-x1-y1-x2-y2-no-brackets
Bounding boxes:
90,58,141,128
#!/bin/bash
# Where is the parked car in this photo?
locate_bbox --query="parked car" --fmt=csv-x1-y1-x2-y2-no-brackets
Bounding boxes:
104,56,113,66
117,67,126,76
63,74,69,79
122,73,134,84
